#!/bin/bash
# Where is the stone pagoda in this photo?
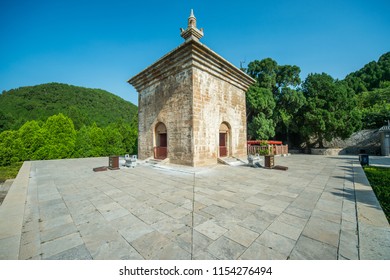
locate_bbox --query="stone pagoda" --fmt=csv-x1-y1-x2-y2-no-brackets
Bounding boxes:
128,10,255,166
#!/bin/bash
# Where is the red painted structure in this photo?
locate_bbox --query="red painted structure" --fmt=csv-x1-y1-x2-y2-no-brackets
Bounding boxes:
247,140,288,155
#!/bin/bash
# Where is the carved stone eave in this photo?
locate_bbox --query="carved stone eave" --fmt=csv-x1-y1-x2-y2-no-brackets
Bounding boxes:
128,39,255,93
180,27,204,42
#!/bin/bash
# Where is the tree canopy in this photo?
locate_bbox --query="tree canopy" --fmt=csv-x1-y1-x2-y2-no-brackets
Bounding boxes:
345,52,390,93
0,114,138,166
245,51,389,147
345,52,390,128
299,73,362,147
245,58,305,141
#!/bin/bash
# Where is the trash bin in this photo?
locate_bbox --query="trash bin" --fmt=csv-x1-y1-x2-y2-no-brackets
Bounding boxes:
108,156,120,170
264,155,275,168
359,154,369,166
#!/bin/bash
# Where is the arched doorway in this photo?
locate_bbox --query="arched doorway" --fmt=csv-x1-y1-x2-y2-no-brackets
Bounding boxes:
154,122,167,159
219,122,230,157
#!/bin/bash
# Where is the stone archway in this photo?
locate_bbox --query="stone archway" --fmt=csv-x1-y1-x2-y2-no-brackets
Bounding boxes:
155,122,167,159
219,122,231,157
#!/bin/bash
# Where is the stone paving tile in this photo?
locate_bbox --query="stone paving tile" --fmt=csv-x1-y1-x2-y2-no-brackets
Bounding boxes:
302,216,340,247
151,217,189,239
213,199,237,209
192,230,214,252
267,220,303,241
99,207,130,221
173,230,192,253
165,206,192,219
137,209,171,225
86,237,144,260
223,224,259,247
275,212,308,230
193,250,219,260
284,206,312,219
39,214,73,231
207,236,246,260
245,196,268,206
239,214,272,235
311,208,341,224
45,244,92,260
194,220,228,240
18,238,41,260
289,235,338,260
72,210,106,226
315,198,343,214
118,221,155,243
109,213,141,231
41,232,84,259
0,235,22,260
40,222,78,243
259,204,286,216
338,228,359,260
131,231,190,259
153,201,179,213
239,242,287,260
200,204,226,217
256,230,296,256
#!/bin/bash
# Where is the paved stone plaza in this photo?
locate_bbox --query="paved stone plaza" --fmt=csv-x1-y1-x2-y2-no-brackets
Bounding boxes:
0,155,389,260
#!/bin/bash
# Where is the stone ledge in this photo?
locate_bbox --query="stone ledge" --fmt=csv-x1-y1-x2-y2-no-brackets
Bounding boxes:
352,162,390,259
0,161,31,259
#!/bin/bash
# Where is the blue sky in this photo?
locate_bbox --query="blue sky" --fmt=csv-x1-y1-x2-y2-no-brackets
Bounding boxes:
1,0,389,105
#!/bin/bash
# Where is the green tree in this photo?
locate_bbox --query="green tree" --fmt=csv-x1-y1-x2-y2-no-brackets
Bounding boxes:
18,120,44,160
246,58,305,141
35,113,76,159
114,117,138,155
89,123,105,156
299,73,362,147
73,125,93,158
0,130,25,165
345,52,390,93
358,86,390,128
246,85,276,139
103,124,125,156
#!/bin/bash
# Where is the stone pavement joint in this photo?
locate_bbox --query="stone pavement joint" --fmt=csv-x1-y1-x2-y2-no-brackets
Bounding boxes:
0,155,389,260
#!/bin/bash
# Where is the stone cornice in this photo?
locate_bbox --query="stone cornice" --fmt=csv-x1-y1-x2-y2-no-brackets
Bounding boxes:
128,40,255,93
190,40,256,91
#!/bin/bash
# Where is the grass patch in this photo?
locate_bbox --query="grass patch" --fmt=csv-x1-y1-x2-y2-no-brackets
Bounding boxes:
363,166,390,223
0,162,23,183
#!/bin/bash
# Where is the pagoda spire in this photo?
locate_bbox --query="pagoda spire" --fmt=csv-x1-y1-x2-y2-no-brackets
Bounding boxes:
180,9,204,41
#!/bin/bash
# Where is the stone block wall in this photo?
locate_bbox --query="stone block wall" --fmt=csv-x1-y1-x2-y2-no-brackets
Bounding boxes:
137,66,194,165
192,68,247,166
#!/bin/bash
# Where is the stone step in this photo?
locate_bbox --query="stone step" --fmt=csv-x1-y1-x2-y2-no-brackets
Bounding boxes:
218,157,247,166
145,158,169,165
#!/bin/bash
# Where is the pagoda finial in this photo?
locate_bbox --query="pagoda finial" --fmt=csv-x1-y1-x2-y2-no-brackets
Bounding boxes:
180,9,204,42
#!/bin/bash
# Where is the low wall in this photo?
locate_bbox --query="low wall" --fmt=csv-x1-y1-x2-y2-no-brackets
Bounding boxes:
311,148,346,156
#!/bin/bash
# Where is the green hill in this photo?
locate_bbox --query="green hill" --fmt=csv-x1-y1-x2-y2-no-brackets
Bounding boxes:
0,82,137,132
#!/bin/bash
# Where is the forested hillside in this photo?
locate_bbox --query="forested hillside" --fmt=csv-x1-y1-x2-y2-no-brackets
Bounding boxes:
0,83,138,132
345,52,390,128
